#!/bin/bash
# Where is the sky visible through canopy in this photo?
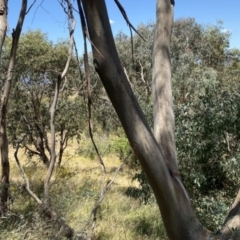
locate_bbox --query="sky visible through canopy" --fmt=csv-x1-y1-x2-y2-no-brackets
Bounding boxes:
8,0,240,52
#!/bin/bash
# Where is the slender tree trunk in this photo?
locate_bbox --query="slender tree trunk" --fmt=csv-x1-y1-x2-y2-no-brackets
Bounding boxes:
0,112,9,213
44,76,61,206
80,1,210,239
0,0,7,61
44,0,75,206
0,0,27,214
0,3,8,209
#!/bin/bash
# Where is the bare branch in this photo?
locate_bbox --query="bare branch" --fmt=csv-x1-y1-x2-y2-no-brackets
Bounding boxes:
14,129,43,205
84,52,106,174
31,0,44,24
24,144,41,156
114,0,147,65
44,0,76,205
78,0,106,173
114,0,146,42
15,116,76,239
77,0,104,58
26,0,37,15
80,153,131,237
60,0,76,79
73,38,84,82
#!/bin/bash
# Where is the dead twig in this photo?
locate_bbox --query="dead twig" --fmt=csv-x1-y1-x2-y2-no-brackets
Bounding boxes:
114,0,146,41
80,152,131,237
14,121,42,205
114,0,146,66
26,0,37,15
78,0,106,174
77,0,104,58
15,117,76,239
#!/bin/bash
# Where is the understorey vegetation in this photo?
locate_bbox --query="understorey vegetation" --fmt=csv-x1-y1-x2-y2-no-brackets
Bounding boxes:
0,1,240,239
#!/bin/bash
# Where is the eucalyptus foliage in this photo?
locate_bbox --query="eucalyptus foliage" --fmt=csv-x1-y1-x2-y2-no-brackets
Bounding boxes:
114,18,240,230
5,30,86,165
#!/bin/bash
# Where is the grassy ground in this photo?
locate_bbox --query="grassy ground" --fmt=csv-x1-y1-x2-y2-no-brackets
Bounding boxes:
0,135,167,240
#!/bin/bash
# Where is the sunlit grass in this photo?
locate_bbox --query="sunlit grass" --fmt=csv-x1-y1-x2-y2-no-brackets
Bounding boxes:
0,135,166,240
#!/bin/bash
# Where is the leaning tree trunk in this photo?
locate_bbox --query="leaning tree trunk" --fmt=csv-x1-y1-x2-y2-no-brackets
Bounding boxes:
80,0,210,239
0,0,27,214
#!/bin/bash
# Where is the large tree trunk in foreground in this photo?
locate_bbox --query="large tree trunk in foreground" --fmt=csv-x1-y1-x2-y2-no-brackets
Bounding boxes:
80,1,209,239
0,0,27,214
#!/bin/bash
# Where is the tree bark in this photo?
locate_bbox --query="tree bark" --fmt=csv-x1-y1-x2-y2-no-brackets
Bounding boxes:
57,128,68,167
44,76,61,206
0,0,7,61
220,189,240,239
0,0,27,214
80,1,210,239
44,0,75,206
152,0,178,173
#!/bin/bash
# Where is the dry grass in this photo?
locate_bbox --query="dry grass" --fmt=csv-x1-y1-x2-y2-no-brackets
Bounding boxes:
0,135,167,240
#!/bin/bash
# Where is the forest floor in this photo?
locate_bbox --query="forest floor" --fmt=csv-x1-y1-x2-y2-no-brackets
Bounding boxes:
0,134,167,240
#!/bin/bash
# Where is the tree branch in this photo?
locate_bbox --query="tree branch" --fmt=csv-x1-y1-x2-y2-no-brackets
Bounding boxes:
80,153,130,237
78,0,106,174
44,0,76,205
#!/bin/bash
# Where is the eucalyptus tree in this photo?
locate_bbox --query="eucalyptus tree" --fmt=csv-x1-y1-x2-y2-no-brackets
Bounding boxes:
78,0,240,239
170,19,240,231
0,0,27,215
113,20,240,226
7,30,85,167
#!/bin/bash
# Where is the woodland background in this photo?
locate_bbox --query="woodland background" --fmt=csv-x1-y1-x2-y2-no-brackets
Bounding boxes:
0,1,240,239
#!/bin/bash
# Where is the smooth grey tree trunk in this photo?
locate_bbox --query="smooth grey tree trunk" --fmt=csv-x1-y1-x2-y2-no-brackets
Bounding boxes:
79,1,210,239
152,0,178,173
